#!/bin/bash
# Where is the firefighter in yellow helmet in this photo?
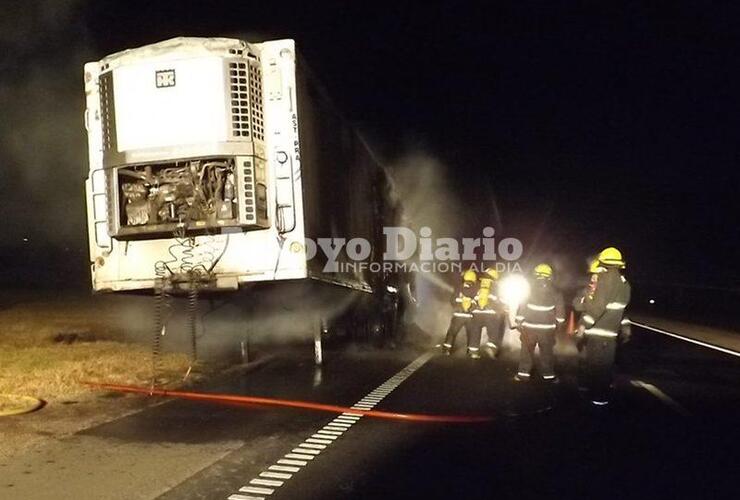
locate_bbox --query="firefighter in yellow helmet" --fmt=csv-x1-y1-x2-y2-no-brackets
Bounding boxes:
441,268,478,357
514,264,565,382
578,247,631,406
471,266,505,359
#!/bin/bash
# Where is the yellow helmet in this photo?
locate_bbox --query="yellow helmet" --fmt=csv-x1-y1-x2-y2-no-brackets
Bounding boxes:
463,269,477,283
589,259,606,274
483,267,499,280
598,247,626,268
533,263,553,279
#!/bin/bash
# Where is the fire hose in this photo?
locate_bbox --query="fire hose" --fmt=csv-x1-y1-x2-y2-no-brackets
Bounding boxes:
83,381,493,424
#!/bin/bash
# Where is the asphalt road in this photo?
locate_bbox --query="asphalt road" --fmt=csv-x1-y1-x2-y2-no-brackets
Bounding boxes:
2,324,740,500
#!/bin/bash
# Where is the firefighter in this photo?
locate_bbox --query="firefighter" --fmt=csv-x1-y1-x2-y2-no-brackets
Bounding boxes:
514,264,565,382
572,259,606,349
472,267,505,358
441,268,479,358
578,247,631,406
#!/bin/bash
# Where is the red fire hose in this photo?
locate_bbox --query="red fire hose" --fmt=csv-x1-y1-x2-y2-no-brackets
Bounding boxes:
83,381,493,424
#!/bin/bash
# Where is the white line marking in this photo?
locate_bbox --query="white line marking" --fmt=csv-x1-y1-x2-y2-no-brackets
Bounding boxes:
250,478,284,487
312,433,337,440
631,380,691,416
305,438,331,445
292,450,320,458
261,471,292,480
239,486,274,495
226,351,433,500
277,459,307,466
269,465,299,473
317,430,343,436
631,321,740,358
300,442,327,449
293,447,321,455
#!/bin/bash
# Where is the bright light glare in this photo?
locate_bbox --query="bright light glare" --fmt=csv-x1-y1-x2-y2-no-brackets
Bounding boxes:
649,299,655,304
499,274,530,309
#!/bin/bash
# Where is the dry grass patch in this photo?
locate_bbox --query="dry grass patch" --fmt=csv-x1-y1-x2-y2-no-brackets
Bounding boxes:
0,299,192,402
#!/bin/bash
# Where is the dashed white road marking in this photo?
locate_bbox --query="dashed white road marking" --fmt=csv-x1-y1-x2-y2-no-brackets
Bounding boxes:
250,478,284,487
631,380,691,416
277,459,307,466
317,430,343,436
225,351,433,499
292,447,320,455
312,433,337,440
269,465,299,473
260,472,292,480
228,494,262,500
303,438,331,450
239,485,274,495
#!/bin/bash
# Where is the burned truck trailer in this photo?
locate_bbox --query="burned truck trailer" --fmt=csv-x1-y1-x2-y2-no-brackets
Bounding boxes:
84,37,404,341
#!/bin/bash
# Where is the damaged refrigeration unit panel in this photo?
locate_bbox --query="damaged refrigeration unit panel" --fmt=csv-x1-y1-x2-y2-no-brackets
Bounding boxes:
112,156,268,239
92,39,271,240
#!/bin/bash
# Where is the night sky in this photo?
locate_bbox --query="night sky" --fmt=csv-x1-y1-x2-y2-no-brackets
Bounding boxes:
1,1,738,289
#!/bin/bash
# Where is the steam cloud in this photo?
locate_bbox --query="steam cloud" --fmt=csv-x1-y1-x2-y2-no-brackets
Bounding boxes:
388,151,465,341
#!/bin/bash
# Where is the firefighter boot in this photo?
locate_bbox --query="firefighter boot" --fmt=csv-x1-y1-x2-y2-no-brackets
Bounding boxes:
484,341,499,358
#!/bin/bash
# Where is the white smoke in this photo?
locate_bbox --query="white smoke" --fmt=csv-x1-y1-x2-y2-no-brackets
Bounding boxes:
388,151,465,342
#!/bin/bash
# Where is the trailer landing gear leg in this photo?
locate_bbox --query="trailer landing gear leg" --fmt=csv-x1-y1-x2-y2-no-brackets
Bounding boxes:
314,319,324,366
241,338,249,364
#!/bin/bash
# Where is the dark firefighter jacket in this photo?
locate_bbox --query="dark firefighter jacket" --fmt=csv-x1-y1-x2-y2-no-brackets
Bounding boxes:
580,268,631,337
451,280,476,318
515,279,565,331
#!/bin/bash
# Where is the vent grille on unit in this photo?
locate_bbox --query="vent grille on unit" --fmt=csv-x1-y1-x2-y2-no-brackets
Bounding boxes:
99,72,115,151
229,59,264,141
249,64,264,141
229,62,250,138
242,159,255,221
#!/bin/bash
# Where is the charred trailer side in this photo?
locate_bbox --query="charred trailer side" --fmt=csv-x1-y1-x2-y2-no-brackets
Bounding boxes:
83,37,405,342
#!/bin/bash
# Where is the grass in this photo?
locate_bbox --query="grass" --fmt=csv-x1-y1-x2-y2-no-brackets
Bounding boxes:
0,298,192,402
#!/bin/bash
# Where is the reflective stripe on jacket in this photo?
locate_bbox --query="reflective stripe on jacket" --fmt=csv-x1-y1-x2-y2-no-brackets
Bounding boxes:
517,279,565,331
